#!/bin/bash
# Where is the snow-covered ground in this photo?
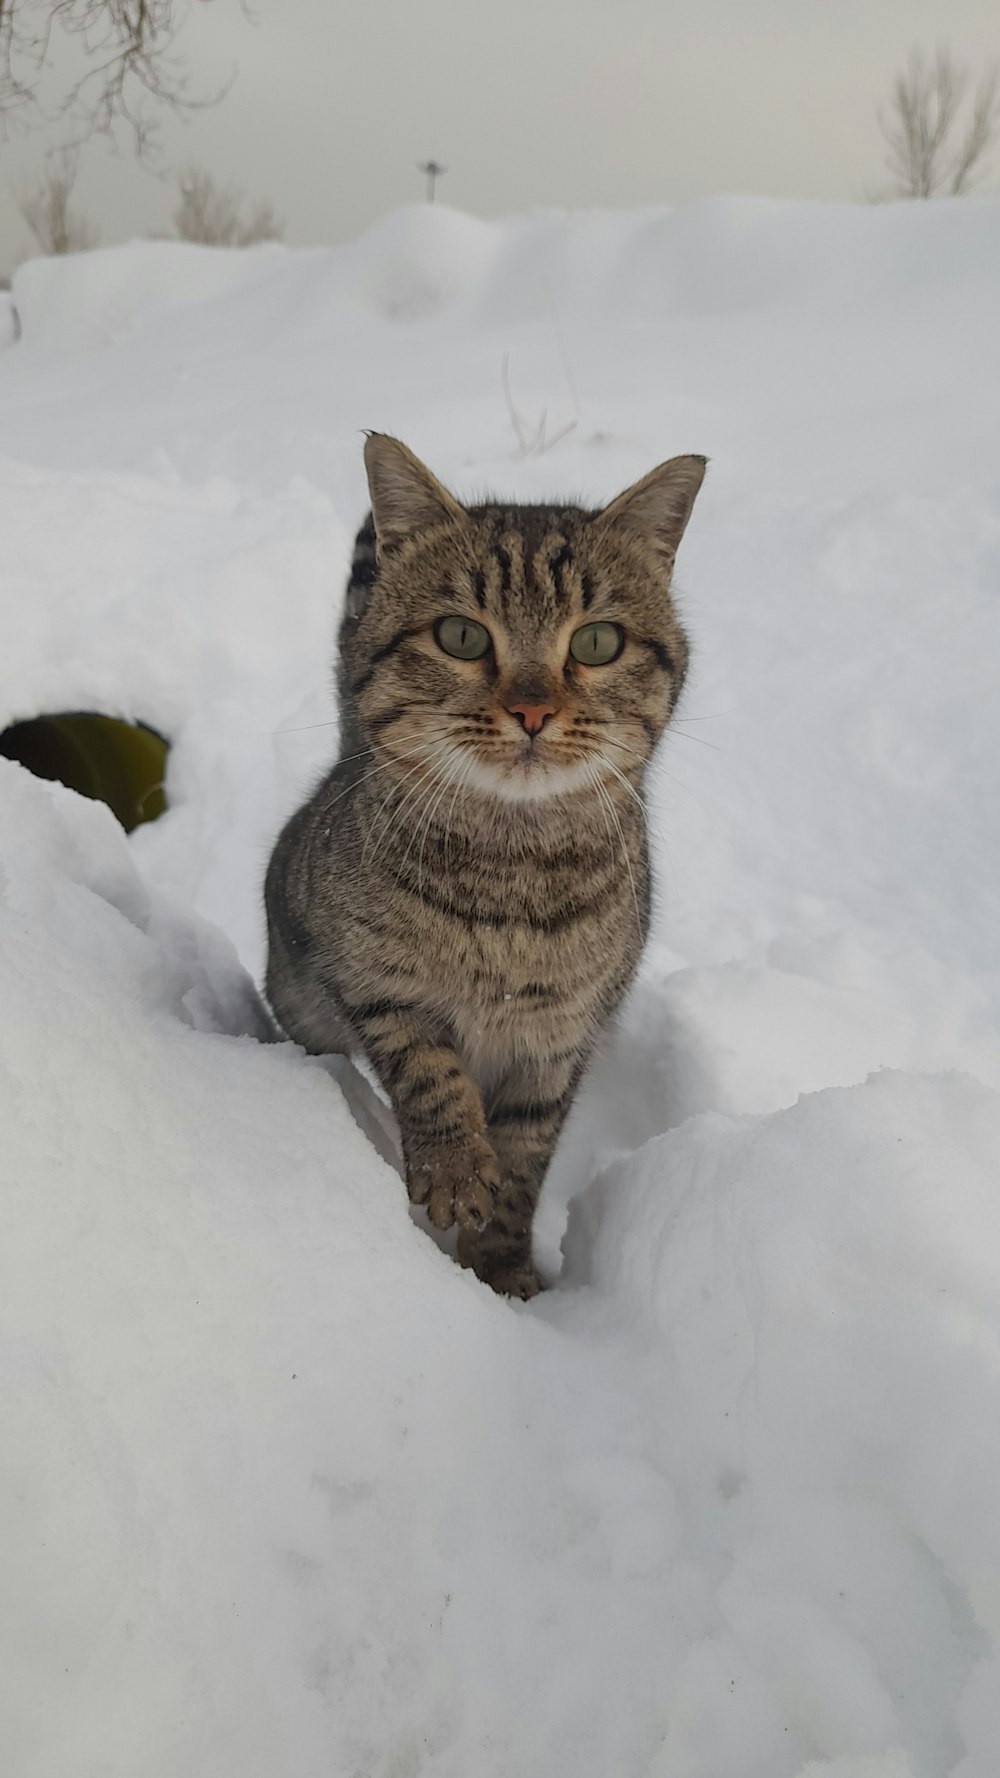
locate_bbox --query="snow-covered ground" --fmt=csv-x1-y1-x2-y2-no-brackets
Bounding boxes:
1,199,999,1777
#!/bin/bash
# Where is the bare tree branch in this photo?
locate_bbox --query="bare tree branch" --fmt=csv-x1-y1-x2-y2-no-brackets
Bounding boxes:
1,1,245,159
947,66,1000,194
879,45,1000,198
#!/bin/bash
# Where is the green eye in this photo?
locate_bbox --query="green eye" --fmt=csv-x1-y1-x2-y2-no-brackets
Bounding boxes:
569,621,624,665
435,615,491,660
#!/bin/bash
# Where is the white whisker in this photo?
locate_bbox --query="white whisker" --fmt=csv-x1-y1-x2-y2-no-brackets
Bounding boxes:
394,753,457,884
362,741,455,872
585,759,617,868
597,752,648,823
670,728,721,752
417,750,468,901
601,731,716,821
584,761,642,947
360,747,446,870
326,732,450,821
444,752,477,876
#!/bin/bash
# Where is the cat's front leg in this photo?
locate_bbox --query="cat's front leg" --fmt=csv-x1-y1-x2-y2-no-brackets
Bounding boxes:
352,1001,500,1233
458,1049,587,1298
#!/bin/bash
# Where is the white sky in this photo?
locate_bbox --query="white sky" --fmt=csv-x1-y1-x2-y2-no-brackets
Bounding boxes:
1,0,999,268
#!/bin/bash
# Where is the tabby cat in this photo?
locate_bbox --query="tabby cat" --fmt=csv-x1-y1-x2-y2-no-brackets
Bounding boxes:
265,435,705,1297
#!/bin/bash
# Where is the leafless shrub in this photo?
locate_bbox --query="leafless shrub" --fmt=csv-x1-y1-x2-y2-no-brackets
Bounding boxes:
18,148,97,253
879,46,1000,198
172,168,283,247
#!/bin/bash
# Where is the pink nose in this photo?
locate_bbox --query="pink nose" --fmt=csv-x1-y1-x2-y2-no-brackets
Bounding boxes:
506,702,558,735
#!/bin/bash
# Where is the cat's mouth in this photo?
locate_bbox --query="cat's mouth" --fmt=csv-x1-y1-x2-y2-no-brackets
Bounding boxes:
381,717,617,805
449,736,600,804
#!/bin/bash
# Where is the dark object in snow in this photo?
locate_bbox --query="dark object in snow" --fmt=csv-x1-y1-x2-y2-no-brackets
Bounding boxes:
0,712,168,832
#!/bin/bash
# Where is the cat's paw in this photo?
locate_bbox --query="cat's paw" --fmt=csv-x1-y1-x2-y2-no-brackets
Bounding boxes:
456,1232,546,1300
483,1262,546,1301
407,1134,500,1233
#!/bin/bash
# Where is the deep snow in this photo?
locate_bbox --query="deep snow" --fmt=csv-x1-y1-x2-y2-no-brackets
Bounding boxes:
1,199,1000,1777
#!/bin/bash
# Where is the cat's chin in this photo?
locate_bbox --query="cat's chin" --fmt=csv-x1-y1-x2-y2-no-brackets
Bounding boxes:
458,753,596,805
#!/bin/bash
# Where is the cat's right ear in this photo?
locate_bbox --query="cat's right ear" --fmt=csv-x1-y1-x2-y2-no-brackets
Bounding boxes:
363,434,467,553
594,454,707,563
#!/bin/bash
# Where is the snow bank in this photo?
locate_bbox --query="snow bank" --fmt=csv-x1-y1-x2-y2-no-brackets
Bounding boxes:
5,764,1000,1777
572,1074,1000,1777
2,199,1000,1774
10,237,288,352
12,199,1000,348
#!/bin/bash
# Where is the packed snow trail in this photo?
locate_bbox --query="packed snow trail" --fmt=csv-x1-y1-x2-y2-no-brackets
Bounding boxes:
1,200,1000,1776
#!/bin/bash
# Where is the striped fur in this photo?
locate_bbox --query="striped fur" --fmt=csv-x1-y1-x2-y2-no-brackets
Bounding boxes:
266,435,705,1296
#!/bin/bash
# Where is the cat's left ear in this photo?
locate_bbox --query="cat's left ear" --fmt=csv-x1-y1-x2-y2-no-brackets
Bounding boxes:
364,433,468,553
594,455,707,561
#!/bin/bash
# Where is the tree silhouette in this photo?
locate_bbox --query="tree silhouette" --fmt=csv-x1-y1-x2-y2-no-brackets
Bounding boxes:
879,46,1000,198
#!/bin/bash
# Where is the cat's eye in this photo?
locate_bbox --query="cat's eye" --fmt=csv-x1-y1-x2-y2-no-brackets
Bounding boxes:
569,621,625,666
435,615,491,660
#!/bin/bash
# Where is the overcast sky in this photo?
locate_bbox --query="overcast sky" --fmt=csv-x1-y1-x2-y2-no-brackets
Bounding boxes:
2,0,999,268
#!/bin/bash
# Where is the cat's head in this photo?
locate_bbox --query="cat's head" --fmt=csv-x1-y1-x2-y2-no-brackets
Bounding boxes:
345,434,705,804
